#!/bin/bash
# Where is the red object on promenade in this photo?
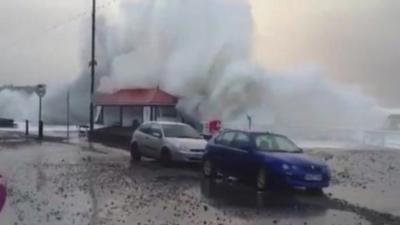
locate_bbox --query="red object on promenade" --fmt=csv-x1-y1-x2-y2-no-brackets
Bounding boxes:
0,174,6,213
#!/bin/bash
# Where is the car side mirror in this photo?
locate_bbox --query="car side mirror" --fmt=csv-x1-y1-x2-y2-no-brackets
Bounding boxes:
152,132,162,138
298,148,304,153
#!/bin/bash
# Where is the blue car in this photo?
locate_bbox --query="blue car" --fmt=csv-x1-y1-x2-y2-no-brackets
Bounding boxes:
202,130,331,191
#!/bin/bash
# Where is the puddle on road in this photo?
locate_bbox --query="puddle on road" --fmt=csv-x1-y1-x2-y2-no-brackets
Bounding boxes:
328,185,400,217
123,177,371,225
194,178,399,225
200,178,329,210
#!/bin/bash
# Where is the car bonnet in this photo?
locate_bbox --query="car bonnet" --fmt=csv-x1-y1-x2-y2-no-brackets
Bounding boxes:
166,137,207,149
263,152,326,167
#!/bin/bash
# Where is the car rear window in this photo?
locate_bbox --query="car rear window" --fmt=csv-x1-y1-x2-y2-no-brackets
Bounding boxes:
216,132,236,146
139,124,151,134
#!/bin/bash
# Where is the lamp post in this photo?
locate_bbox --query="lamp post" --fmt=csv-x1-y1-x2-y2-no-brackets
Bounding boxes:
89,0,97,138
35,84,46,139
66,89,70,140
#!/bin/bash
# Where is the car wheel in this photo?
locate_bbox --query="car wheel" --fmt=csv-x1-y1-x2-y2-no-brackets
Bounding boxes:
130,143,141,162
161,148,172,166
203,159,216,177
256,168,269,191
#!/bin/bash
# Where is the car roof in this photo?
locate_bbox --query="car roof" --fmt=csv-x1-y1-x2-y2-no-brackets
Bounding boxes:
142,121,189,126
221,128,285,137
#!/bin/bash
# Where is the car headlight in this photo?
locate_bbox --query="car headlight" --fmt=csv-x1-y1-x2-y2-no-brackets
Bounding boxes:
178,144,191,153
282,164,299,171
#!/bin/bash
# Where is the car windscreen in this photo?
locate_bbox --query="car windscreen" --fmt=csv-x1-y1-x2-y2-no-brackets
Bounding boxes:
254,134,301,153
161,124,202,139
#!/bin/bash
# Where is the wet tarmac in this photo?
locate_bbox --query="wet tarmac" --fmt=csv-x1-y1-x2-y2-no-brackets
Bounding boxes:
309,148,400,217
0,141,399,225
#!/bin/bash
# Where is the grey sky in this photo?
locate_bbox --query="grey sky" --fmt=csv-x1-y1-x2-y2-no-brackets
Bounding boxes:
1,0,400,107
252,0,400,107
0,0,93,86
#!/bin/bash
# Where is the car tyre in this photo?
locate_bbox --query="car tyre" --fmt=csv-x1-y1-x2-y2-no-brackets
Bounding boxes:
130,143,141,162
161,148,172,167
256,168,269,191
203,159,216,177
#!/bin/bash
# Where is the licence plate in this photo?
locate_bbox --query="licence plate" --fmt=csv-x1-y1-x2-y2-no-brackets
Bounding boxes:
305,174,322,181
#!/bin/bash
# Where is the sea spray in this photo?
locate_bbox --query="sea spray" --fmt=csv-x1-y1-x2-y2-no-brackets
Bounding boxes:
0,0,388,131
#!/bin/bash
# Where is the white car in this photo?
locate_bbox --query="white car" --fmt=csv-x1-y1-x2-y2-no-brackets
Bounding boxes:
130,121,207,164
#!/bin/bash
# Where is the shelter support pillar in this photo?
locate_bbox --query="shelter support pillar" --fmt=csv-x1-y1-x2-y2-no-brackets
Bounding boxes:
120,106,123,126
